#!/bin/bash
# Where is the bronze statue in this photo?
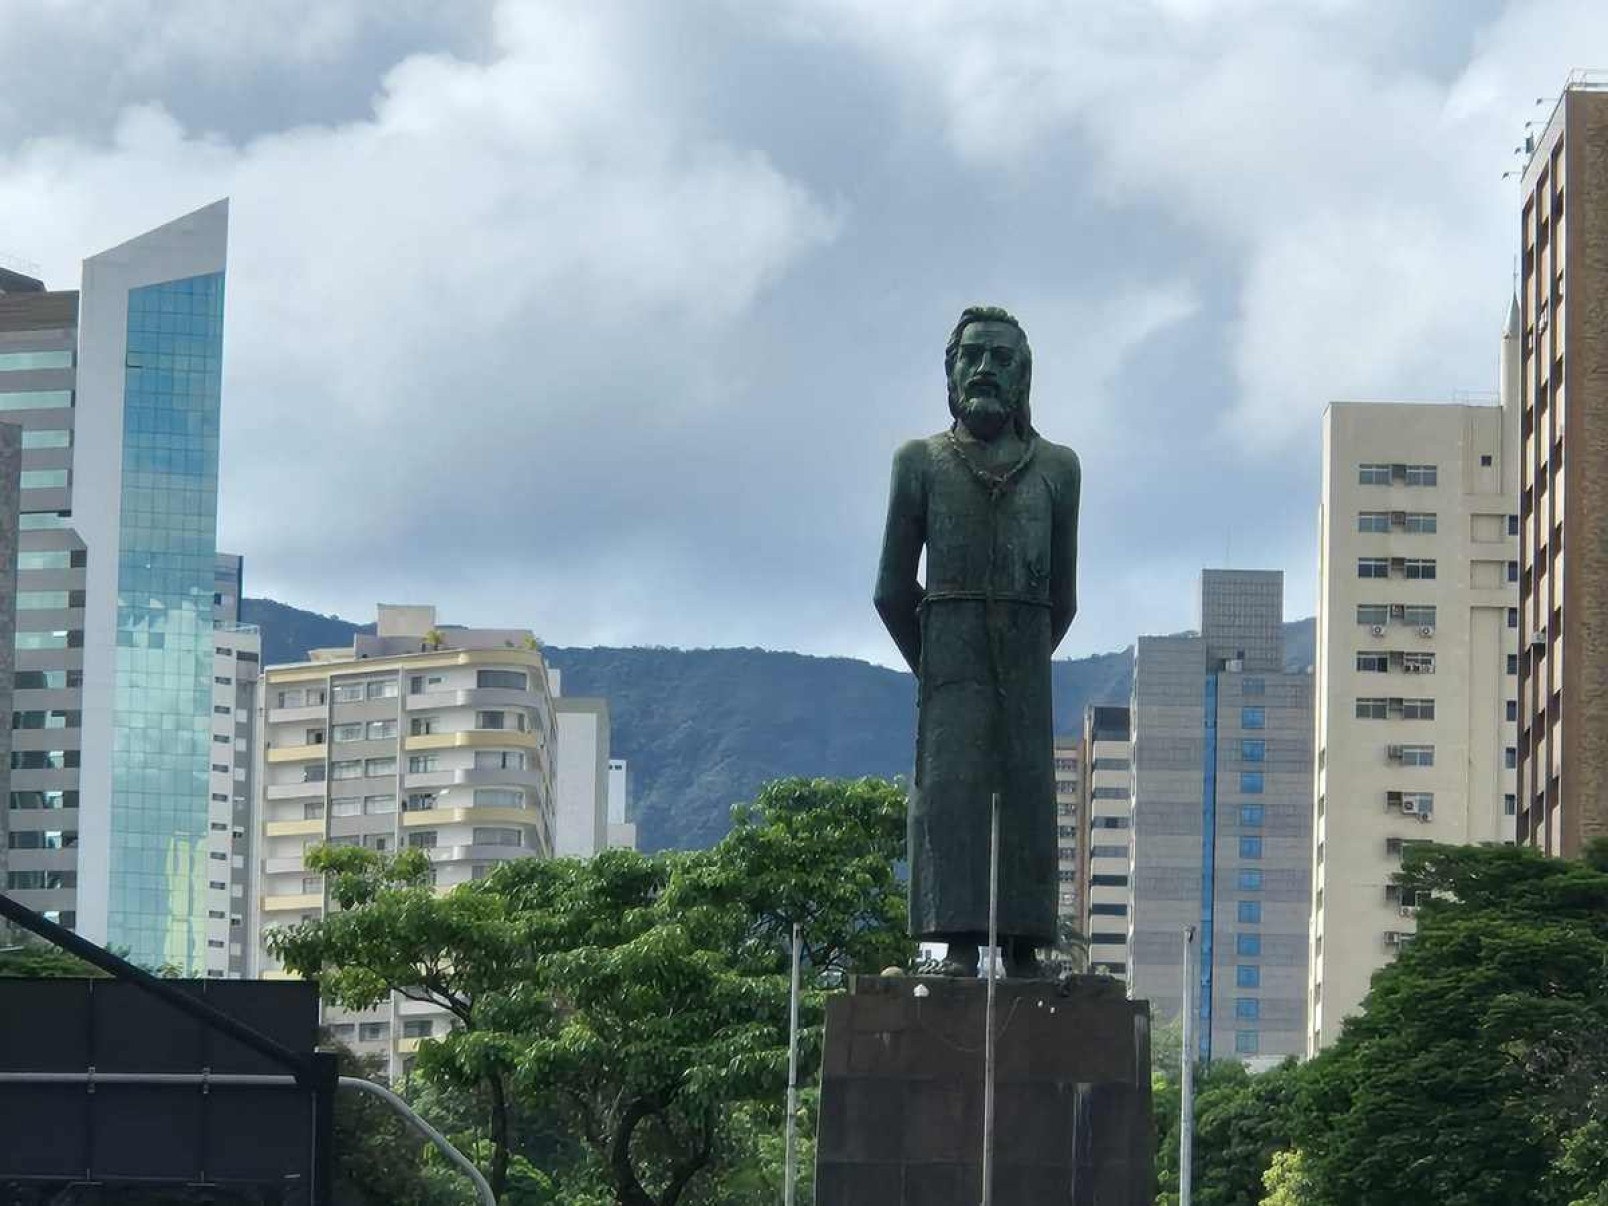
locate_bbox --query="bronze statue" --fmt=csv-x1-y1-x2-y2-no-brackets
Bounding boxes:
874,305,1080,978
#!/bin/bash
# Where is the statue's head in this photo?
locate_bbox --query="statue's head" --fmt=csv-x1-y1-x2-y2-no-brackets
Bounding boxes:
945,305,1033,441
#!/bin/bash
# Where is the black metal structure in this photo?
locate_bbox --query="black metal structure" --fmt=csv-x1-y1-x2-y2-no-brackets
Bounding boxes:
0,893,336,1204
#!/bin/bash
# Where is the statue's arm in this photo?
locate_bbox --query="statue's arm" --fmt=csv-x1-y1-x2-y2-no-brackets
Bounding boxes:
873,440,927,674
1050,449,1081,650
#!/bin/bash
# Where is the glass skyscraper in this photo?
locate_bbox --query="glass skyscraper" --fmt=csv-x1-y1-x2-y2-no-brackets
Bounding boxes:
60,200,232,973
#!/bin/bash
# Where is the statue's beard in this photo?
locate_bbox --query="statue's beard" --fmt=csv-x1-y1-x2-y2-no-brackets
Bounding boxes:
957,388,1021,441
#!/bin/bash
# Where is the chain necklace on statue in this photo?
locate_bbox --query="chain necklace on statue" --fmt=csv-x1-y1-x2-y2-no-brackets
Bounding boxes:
945,427,1038,501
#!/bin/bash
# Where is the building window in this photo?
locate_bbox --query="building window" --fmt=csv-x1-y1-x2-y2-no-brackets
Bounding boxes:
1241,707,1265,730
364,757,396,778
1358,463,1391,485
367,679,398,700
1401,698,1435,721
1090,903,1128,916
474,750,526,771
1235,998,1261,1020
331,796,361,817
1236,965,1260,988
1403,512,1437,533
402,1019,434,1039
1238,869,1262,891
1399,745,1435,767
1402,605,1437,628
474,788,524,809
1240,739,1265,761
1505,747,1517,770
1356,698,1388,720
331,761,362,780
1507,654,1519,675
1239,772,1264,794
1507,560,1520,583
358,1022,390,1042
472,827,523,847
407,831,438,849
1090,873,1129,887
1506,700,1518,722
1508,514,1520,536
1356,652,1389,673
1234,1030,1261,1055
1404,464,1437,486
332,723,364,743
1507,607,1519,629
363,794,396,815
1241,677,1265,696
477,669,529,690
408,754,440,774
405,792,437,812
1402,652,1435,673
1236,934,1262,957
1239,836,1263,859
1402,558,1436,580
367,720,397,740
1356,604,1389,627
1240,804,1264,826
1357,511,1391,533
1358,558,1390,579
1504,793,1517,816
1237,900,1262,924
332,684,365,703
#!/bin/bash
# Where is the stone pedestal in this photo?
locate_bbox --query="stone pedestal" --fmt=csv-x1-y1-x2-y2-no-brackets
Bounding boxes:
815,974,1153,1205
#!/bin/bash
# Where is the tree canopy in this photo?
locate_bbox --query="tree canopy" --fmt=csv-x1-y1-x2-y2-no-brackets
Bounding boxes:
270,776,912,1205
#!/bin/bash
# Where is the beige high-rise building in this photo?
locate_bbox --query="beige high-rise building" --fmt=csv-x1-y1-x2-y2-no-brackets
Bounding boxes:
1310,378,1520,1051
251,603,557,1074
1516,77,1608,857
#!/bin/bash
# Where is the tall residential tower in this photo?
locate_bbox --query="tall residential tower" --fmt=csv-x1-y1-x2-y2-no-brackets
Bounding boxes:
1310,385,1519,1052
1515,77,1608,856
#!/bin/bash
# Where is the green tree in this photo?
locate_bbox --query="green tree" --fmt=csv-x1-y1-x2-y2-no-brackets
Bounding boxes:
1260,1149,1316,1206
1292,841,1608,1206
270,777,910,1206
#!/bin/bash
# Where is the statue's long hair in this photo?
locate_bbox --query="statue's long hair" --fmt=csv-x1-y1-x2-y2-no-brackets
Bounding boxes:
945,304,1034,437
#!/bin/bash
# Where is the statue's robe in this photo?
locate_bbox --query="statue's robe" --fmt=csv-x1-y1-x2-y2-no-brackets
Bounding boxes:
875,429,1081,946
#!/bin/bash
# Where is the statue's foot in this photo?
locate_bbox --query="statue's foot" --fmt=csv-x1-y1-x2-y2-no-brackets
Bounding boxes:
1003,940,1041,980
934,942,979,978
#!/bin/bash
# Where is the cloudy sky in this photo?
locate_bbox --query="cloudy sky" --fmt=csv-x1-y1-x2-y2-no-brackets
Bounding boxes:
0,0,1592,665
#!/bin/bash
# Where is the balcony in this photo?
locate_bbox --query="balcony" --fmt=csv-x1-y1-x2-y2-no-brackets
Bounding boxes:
405,686,546,712
264,857,312,875
404,767,546,792
261,893,323,913
268,704,328,726
404,730,539,753
265,818,325,839
402,805,543,830
266,782,327,801
266,743,328,764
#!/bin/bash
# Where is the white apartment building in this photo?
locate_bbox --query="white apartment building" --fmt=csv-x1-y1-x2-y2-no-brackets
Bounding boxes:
1082,705,1132,981
1311,335,1521,1052
207,553,259,978
251,604,558,1075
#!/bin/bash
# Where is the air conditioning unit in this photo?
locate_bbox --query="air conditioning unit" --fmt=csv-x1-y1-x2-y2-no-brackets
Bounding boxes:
1386,745,1405,761
1398,905,1417,918
1384,930,1403,946
1399,797,1420,815
1418,626,1435,638
1403,662,1422,673
1531,630,1547,647
1369,624,1386,637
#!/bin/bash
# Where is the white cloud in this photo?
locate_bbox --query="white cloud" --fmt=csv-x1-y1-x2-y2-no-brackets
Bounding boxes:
0,0,1600,662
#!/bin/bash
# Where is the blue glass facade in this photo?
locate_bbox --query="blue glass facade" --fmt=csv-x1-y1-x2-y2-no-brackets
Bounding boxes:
105,272,224,971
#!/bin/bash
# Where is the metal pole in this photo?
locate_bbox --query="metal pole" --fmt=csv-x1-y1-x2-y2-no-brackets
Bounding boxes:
1180,924,1196,1206
784,920,803,1206
981,791,1001,1206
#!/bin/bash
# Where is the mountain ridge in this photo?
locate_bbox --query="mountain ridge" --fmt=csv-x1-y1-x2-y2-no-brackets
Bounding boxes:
241,597,1313,851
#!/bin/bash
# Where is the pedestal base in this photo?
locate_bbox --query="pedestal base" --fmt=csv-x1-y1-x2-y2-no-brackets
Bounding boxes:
815,975,1153,1205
